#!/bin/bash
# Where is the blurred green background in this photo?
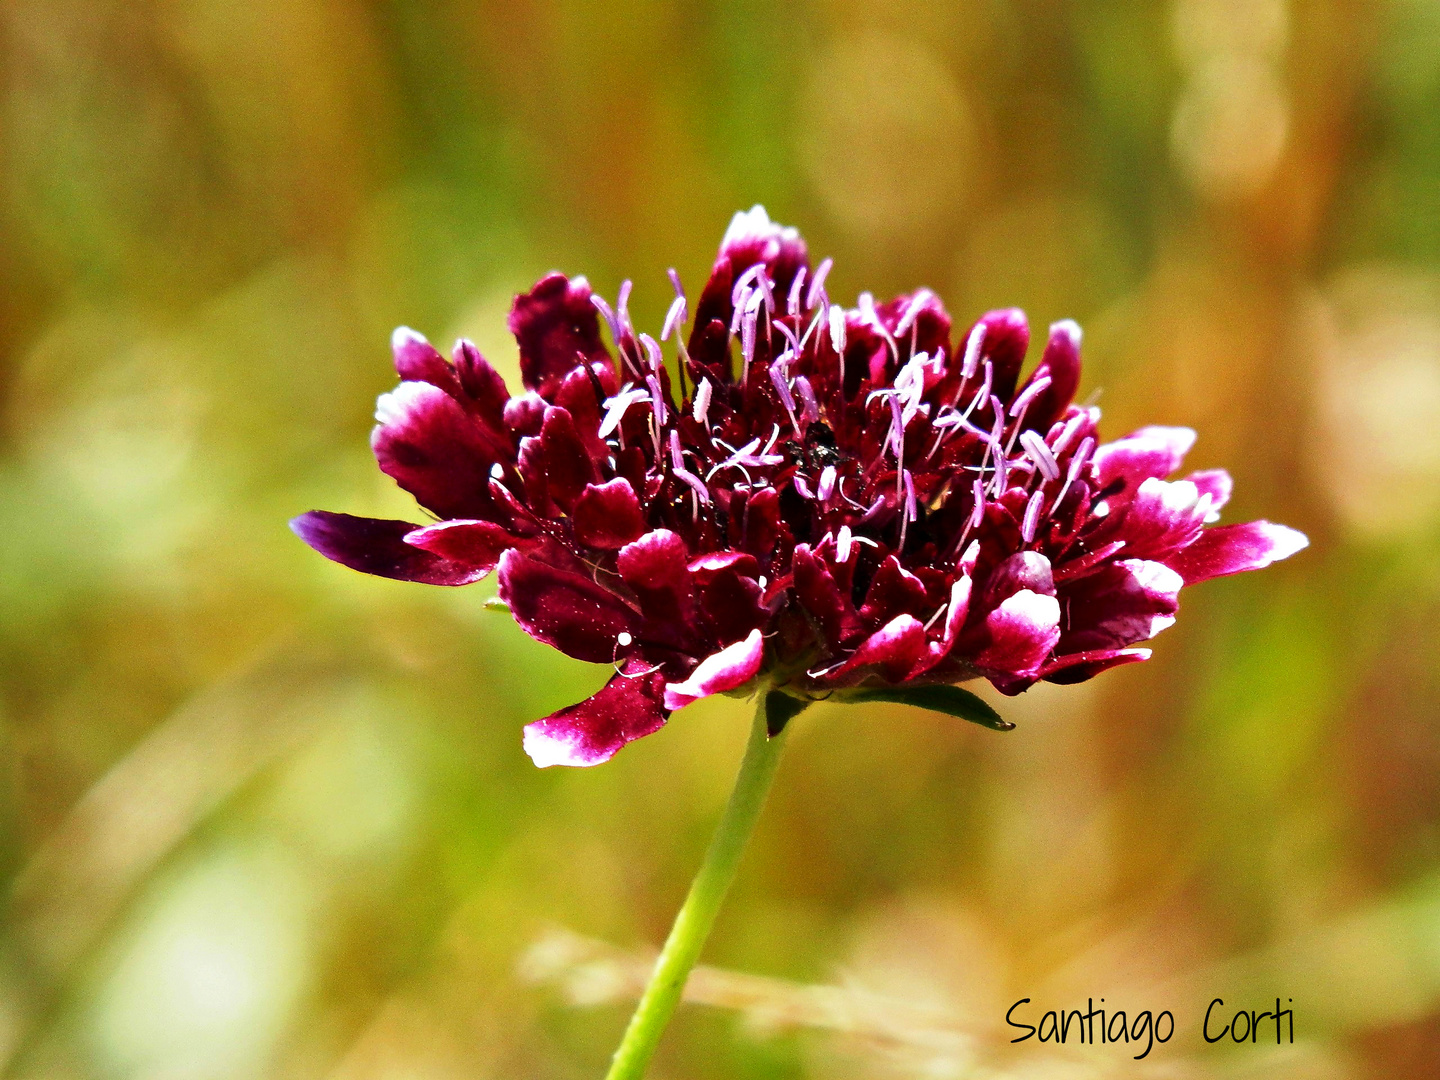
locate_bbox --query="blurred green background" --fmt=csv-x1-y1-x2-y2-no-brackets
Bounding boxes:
3,1,1440,1077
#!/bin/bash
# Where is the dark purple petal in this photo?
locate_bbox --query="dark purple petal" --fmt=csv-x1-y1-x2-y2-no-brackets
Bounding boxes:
503,391,547,438
537,406,597,511
858,555,930,627
497,550,640,664
371,381,509,520
1092,426,1197,495
1040,647,1151,685
965,308,1029,404
663,629,766,710
1166,521,1309,585
391,327,459,392
573,478,647,550
508,273,614,398
618,529,695,624
1019,319,1081,432
1058,559,1181,653
452,338,510,429
523,658,668,768
291,511,490,586
793,544,858,649
977,590,1061,676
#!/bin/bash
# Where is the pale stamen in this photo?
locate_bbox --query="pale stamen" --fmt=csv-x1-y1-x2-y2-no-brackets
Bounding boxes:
960,322,986,380
1019,429,1060,482
1021,488,1045,543
807,257,832,310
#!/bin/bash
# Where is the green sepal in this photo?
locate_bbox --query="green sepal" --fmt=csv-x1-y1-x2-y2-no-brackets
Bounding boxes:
841,684,1014,731
764,691,812,736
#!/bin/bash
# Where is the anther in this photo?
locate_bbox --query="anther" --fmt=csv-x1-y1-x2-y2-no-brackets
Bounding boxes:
807,257,833,310
661,295,687,342
693,377,713,425
1021,488,1045,543
961,322,986,380
788,266,807,319
1019,430,1060,481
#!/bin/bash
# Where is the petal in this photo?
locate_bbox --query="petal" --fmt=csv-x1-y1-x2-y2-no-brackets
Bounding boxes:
391,326,457,391
1184,468,1233,521
1040,647,1151,685
537,405,597,511
508,273,613,398
371,380,509,520
452,338,511,429
965,308,1030,403
618,529,695,624
1019,319,1082,433
497,550,640,664
1092,426,1197,494
1058,559,1182,653
834,614,929,683
663,629,766,711
1166,521,1309,585
1115,477,1209,561
978,589,1061,676
291,511,489,585
690,206,808,354
573,478,647,550
914,573,974,675
858,555,930,627
982,550,1056,607
793,544,858,649
403,519,517,570
522,658,668,768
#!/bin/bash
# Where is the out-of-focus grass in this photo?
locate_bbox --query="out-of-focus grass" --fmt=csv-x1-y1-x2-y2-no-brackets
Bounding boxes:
2,1,1439,1078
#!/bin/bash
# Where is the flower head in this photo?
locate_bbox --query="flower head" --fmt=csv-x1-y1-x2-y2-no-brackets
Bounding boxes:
293,207,1307,767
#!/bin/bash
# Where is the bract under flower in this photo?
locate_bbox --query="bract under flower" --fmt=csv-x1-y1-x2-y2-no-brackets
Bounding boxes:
293,206,1308,766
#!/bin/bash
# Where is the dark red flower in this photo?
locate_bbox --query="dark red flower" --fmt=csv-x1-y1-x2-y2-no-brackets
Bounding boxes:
293,207,1307,766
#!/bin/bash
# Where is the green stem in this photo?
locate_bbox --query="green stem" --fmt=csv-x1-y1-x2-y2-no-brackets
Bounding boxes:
604,690,789,1080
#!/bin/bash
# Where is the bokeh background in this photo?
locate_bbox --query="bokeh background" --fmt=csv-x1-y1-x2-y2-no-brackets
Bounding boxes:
3,0,1440,1077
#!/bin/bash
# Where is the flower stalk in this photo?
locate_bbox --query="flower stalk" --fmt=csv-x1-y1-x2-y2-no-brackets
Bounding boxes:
604,688,789,1080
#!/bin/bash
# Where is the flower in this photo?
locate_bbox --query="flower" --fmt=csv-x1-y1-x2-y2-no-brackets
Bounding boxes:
293,207,1308,767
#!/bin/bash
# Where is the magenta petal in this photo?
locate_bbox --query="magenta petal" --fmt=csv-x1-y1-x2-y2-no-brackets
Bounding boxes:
523,658,668,768
835,614,929,683
1185,468,1233,519
1059,559,1182,652
497,550,640,664
978,590,1061,676
291,511,489,585
663,629,766,711
1114,477,1210,561
1166,521,1309,585
371,381,508,520
573,478,647,549
1092,426,1197,494
914,574,974,675
403,519,517,570
508,273,613,398
1040,647,1151,685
